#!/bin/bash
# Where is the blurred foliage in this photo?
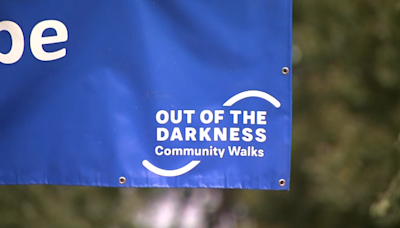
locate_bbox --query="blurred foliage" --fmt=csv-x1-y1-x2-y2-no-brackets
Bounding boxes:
0,186,135,228
1,0,400,227
231,0,400,227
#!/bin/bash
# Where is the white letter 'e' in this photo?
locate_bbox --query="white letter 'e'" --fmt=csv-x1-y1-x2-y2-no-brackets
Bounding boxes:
0,21,24,64
30,20,68,61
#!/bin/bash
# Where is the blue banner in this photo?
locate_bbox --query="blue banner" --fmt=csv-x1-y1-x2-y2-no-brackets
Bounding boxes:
0,0,292,190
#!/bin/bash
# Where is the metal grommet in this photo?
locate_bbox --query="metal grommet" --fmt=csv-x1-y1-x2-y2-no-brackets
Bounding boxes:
119,176,126,185
282,67,289,75
279,179,286,187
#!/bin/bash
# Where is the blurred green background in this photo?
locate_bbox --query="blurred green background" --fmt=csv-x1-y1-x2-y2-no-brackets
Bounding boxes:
1,0,400,227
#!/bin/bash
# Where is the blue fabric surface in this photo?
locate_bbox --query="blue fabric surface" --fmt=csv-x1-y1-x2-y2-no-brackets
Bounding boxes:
0,0,292,190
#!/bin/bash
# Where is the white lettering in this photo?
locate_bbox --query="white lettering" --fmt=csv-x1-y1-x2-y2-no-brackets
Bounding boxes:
0,21,24,64
243,111,255,124
230,128,240,141
255,128,267,142
199,127,212,141
156,110,169,124
200,110,213,124
185,127,197,141
157,128,169,141
214,127,227,141
155,146,163,156
183,110,195,124
257,111,267,125
230,110,241,124
30,20,68,61
170,110,182,124
170,127,183,141
214,110,224,123
242,128,253,142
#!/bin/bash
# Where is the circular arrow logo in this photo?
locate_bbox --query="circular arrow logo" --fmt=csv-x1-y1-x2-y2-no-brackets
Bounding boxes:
142,90,281,177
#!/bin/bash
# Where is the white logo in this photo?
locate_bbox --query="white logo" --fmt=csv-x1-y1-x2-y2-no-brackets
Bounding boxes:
142,90,281,177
